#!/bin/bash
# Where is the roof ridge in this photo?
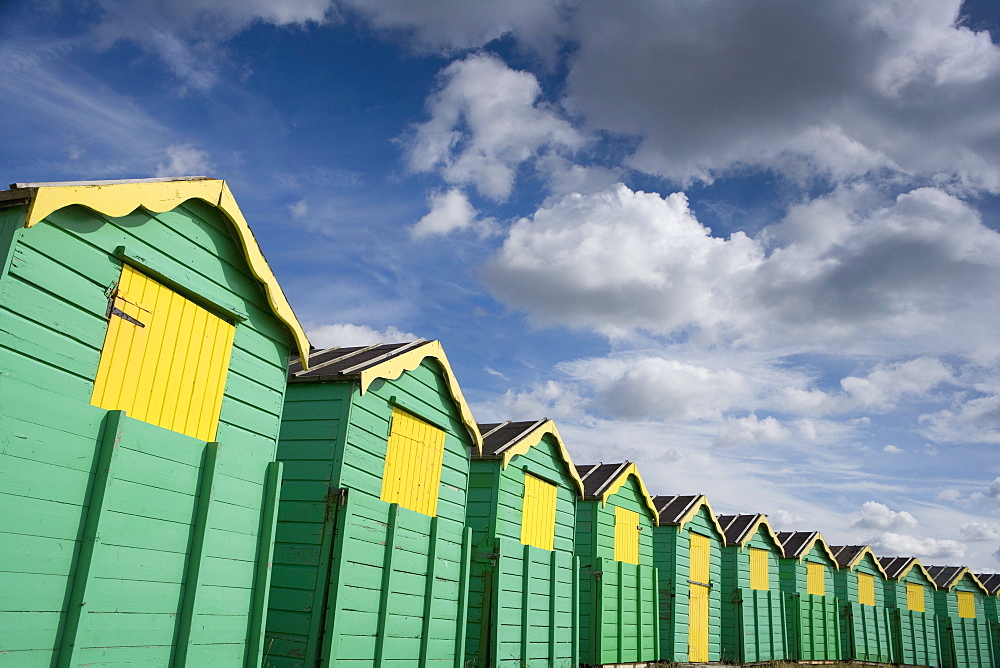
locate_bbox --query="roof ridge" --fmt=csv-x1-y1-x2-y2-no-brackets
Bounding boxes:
294,342,384,376
592,461,630,498
336,339,428,374
492,418,548,455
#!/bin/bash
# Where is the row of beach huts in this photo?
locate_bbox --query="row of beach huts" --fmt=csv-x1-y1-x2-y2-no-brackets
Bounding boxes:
0,177,997,667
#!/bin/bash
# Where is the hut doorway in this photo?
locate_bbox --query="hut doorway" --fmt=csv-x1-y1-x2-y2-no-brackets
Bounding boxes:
689,532,711,662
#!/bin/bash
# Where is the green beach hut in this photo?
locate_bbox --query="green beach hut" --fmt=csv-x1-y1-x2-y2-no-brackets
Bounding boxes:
575,461,660,665
777,530,843,661
975,573,999,662
717,513,789,663
829,545,894,663
264,340,481,667
880,556,940,666
927,566,995,668
649,495,725,663
465,419,584,667
0,178,309,665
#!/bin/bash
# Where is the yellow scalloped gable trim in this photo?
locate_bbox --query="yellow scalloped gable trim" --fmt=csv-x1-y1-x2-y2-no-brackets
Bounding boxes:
498,420,585,497
358,340,483,455
732,514,782,551
21,179,310,365
841,546,888,578
674,496,728,541
898,559,938,588
796,532,841,568
599,462,660,526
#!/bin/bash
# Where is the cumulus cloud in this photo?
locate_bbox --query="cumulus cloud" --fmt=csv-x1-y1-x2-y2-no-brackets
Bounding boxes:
155,143,211,177
850,501,918,531
883,445,904,454
869,532,965,560
497,380,588,422
714,414,793,448
410,188,494,239
960,522,1000,542
920,395,1000,444
306,322,418,348
404,53,585,201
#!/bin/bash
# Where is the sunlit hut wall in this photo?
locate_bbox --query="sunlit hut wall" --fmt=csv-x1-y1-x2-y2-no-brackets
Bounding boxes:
829,545,894,663
716,513,789,663
973,572,999,661
464,419,583,668
927,566,995,667
264,341,479,667
879,556,940,666
650,494,725,663
776,530,843,661
0,178,308,665
574,461,660,665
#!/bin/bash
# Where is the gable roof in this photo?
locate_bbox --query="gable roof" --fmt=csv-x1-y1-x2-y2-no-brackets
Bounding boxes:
829,545,888,577
717,513,782,549
975,572,1000,595
575,461,659,524
926,566,989,593
651,494,725,538
0,177,310,363
776,530,839,564
878,556,936,584
291,340,483,454
476,419,585,495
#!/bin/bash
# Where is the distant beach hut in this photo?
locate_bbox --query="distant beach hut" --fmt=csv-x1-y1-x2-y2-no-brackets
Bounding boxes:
716,513,789,663
829,545,894,662
650,495,726,662
927,566,995,667
777,530,843,661
464,419,584,667
975,572,999,662
880,556,940,666
0,178,309,665
575,462,660,665
264,341,481,667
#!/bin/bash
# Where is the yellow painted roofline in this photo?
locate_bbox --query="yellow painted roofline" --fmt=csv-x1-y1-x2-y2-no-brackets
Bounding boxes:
20,178,310,364
358,340,483,456
599,462,660,526
841,546,888,578
941,567,990,594
795,532,841,568
896,558,939,589
734,514,783,550
498,420,586,497
675,496,728,540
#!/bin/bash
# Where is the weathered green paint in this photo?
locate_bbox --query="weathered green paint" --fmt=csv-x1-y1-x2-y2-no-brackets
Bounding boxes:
653,505,724,662
779,542,842,661
831,552,894,662
264,359,475,667
719,524,788,662
0,198,294,666
884,565,939,666
934,573,995,668
465,433,579,667
575,478,659,665
984,591,1000,663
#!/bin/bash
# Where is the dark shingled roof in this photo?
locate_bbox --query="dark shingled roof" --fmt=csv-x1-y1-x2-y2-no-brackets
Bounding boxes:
717,514,764,546
926,566,966,589
477,419,548,458
830,545,867,568
976,573,1000,595
289,340,429,380
576,462,631,499
878,556,917,580
776,531,818,559
651,495,700,525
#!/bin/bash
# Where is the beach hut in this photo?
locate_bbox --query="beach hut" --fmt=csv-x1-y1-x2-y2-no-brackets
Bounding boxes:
975,573,999,662
0,177,309,665
880,556,940,666
829,545,894,663
716,514,789,663
650,495,726,662
927,566,995,667
575,462,660,665
264,341,481,667
777,530,842,661
464,419,583,667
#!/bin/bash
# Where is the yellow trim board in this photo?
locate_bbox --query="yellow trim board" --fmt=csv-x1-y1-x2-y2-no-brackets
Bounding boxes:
897,559,939,589
358,340,483,455
599,462,660,526
675,495,728,541
795,532,841,567
942,568,990,594
733,514,782,551
498,420,586,497
20,178,310,365
840,546,888,578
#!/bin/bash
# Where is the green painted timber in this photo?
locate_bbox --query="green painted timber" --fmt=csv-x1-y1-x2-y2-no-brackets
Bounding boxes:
831,552,894,662
465,432,579,667
0,198,294,666
934,572,995,668
575,477,659,665
654,505,724,662
883,564,939,665
985,592,1000,664
719,524,787,662
264,359,475,667
779,541,842,661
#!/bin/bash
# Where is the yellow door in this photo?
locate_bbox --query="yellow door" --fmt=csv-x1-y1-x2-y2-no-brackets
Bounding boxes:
689,532,710,662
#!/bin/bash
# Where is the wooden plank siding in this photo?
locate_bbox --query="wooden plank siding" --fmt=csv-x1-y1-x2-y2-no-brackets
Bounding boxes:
265,357,475,667
933,572,995,668
831,552,895,662
778,541,842,661
575,477,658,665
654,506,724,662
0,196,295,666
883,564,939,665
720,524,787,662
465,431,579,667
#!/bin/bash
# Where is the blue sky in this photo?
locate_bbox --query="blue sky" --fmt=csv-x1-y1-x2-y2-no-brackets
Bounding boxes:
4,0,1000,570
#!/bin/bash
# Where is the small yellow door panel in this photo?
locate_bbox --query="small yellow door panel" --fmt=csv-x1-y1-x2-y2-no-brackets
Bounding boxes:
689,583,709,662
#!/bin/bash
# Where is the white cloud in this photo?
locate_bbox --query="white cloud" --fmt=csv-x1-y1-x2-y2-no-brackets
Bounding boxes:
306,322,419,348
410,188,494,239
850,501,918,531
868,532,965,560
937,488,962,502
960,522,1000,542
288,200,309,220
920,395,1000,444
883,445,904,454
714,414,793,448
405,53,585,201
770,509,803,530
155,143,211,177
496,380,588,422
